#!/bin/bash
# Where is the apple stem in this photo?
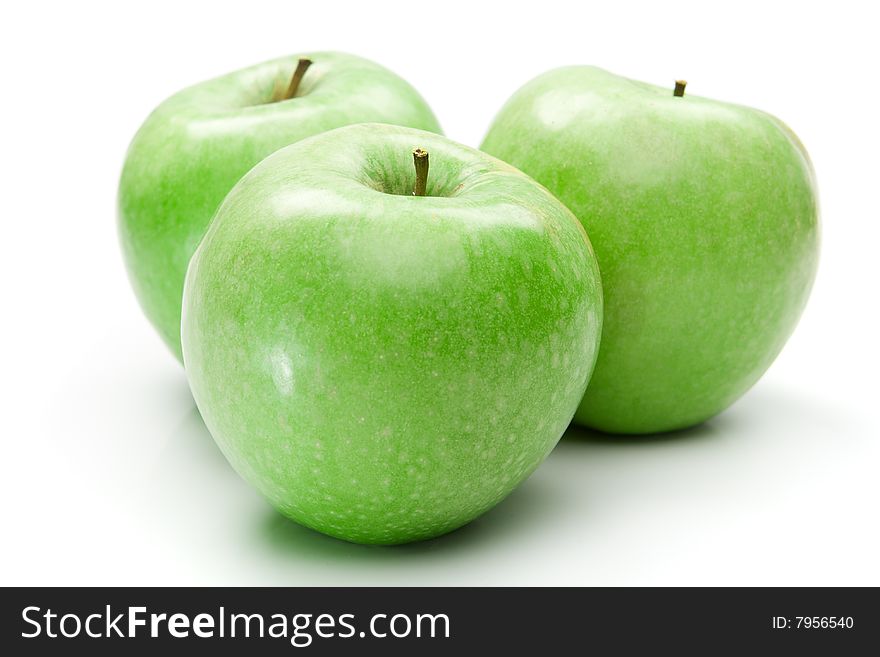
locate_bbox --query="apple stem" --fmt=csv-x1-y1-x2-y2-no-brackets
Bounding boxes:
674,80,687,97
282,58,313,100
412,148,429,197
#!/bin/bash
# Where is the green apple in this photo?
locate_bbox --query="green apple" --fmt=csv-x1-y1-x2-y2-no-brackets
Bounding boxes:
482,67,819,434
119,52,441,360
181,124,603,544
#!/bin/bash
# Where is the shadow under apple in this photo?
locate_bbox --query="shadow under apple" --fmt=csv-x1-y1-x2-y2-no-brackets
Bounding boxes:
168,380,851,578
255,467,572,565
248,397,737,562
160,404,233,473
563,414,727,446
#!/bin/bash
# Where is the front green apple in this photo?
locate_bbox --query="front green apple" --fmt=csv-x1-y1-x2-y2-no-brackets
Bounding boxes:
181,124,603,544
119,52,442,360
482,67,819,434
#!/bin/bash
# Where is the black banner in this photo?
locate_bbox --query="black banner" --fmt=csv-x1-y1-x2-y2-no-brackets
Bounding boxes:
1,587,876,654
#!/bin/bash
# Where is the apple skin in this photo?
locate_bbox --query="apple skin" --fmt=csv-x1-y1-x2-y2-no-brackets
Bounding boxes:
181,124,603,544
481,66,819,434
118,52,442,360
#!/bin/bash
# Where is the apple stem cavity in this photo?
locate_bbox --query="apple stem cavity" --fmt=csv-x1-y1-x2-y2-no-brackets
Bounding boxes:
412,148,429,197
673,80,687,97
281,58,313,101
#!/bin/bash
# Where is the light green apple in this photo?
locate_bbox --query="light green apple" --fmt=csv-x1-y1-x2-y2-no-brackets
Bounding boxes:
481,67,819,434
119,52,441,360
181,124,603,544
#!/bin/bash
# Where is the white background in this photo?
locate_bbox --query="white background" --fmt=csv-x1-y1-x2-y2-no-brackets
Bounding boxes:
1,0,878,586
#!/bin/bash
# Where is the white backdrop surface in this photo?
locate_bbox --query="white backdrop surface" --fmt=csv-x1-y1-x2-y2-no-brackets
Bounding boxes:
1,0,877,585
